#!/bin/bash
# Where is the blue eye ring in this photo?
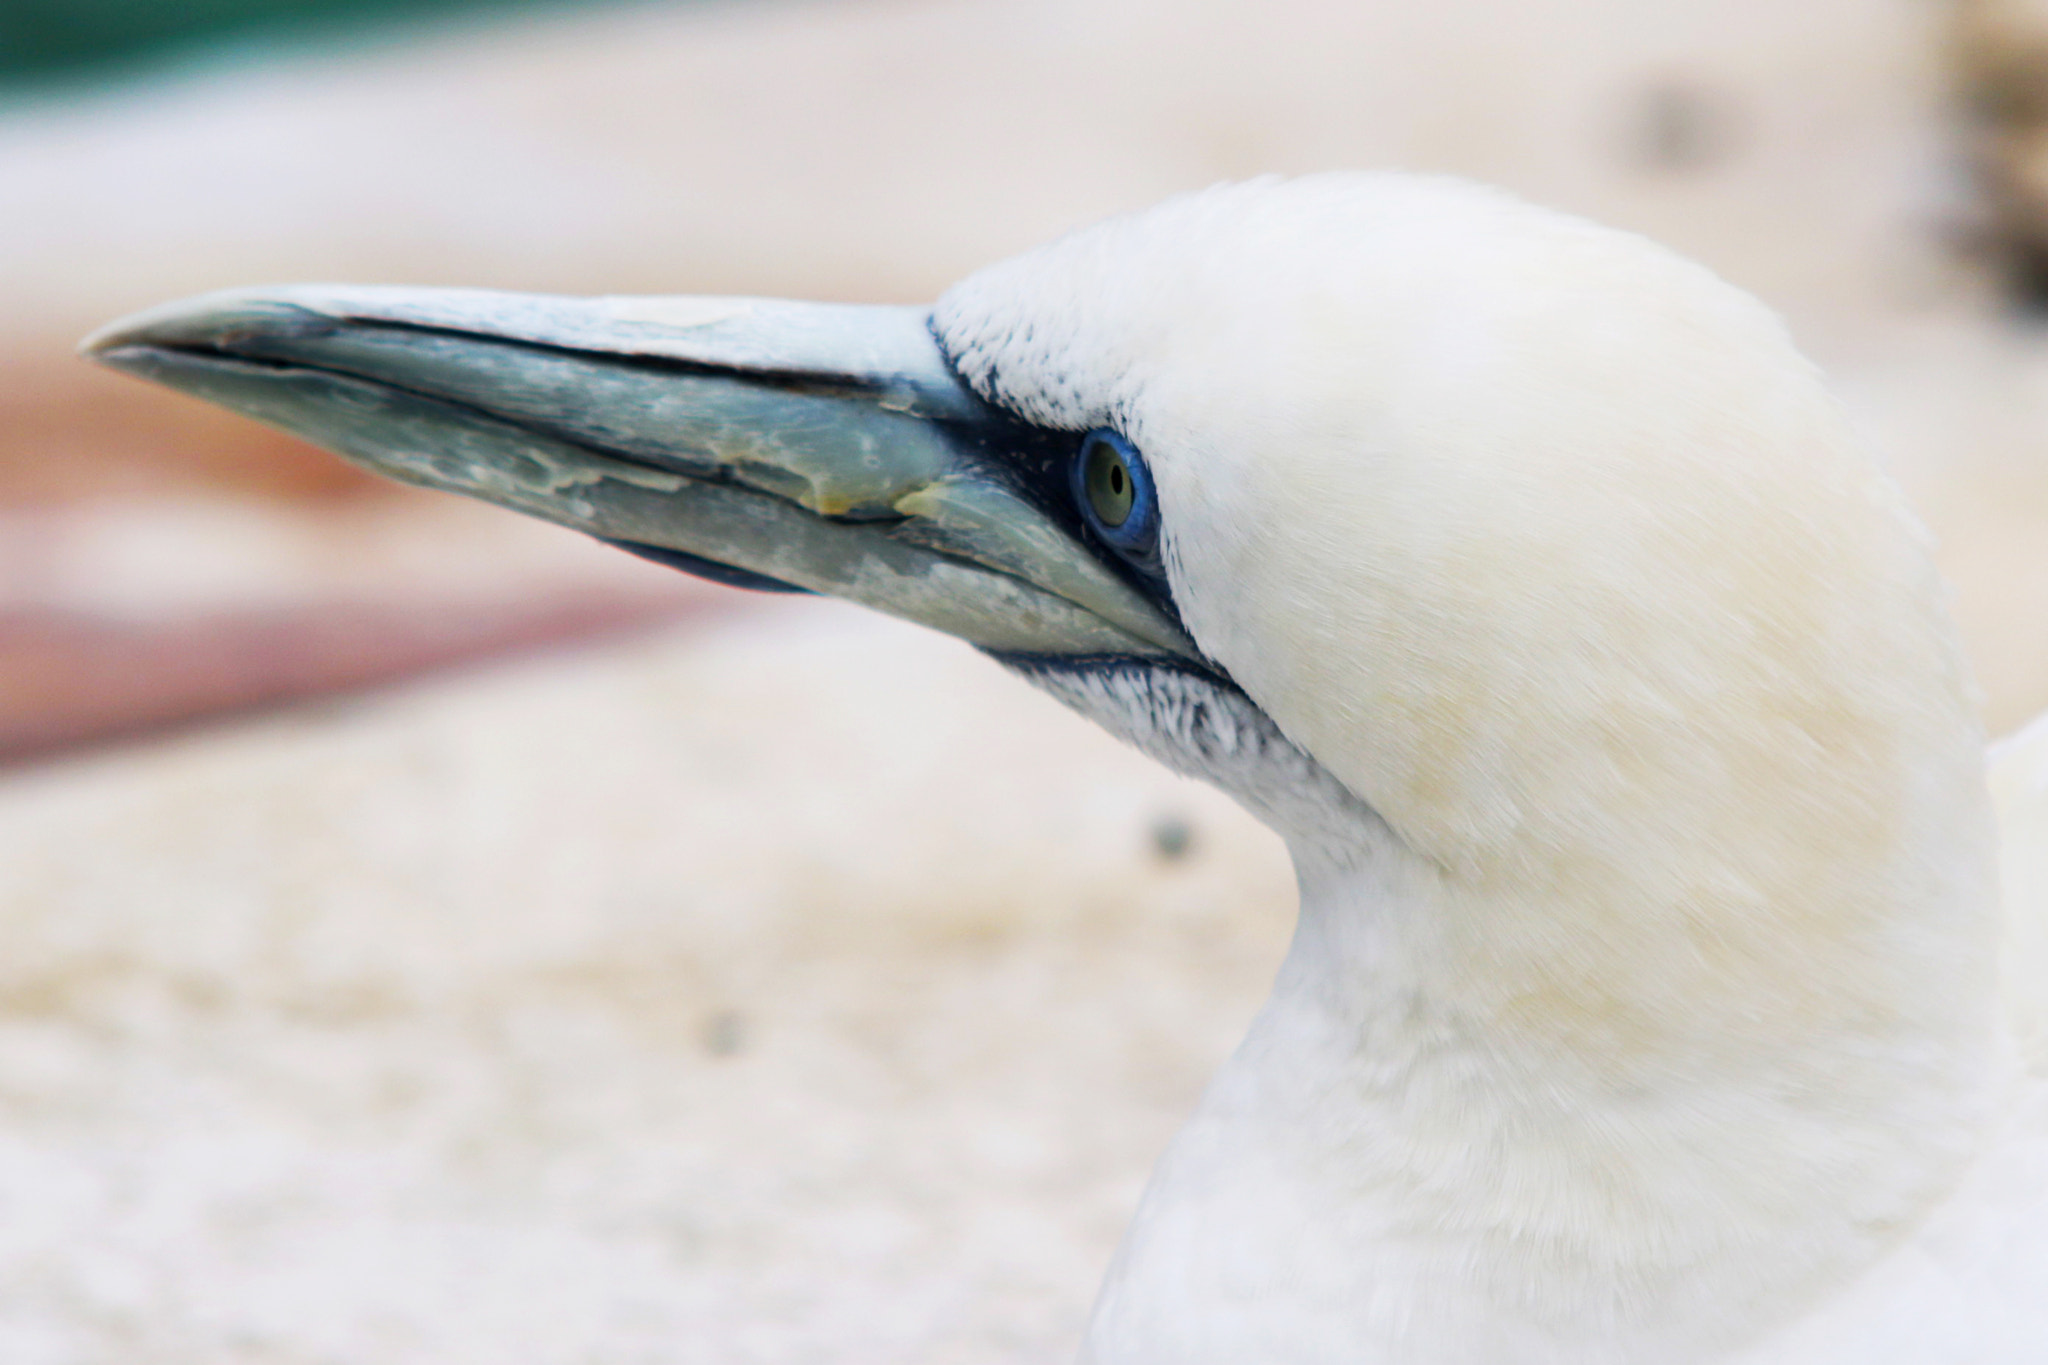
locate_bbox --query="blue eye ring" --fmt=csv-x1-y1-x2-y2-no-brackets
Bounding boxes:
1071,428,1162,574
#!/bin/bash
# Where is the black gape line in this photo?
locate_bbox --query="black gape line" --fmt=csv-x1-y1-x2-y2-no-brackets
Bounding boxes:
604,540,812,594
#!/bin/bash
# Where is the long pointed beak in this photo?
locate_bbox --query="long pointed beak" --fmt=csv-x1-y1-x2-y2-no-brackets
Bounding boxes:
82,286,1195,662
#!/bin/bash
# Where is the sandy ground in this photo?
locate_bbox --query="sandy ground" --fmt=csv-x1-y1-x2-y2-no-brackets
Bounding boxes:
0,605,1292,1363
4,0,2048,1359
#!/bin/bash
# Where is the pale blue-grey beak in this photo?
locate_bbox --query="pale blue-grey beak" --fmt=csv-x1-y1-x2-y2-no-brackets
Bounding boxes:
82,286,1194,662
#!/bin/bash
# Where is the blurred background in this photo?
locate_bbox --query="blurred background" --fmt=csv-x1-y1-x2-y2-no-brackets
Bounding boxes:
2,0,2046,1360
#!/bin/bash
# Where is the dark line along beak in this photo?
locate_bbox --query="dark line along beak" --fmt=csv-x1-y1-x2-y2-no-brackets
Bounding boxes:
81,285,1198,663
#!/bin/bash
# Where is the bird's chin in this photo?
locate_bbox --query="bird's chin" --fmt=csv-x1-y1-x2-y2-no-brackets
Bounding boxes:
987,651,1379,848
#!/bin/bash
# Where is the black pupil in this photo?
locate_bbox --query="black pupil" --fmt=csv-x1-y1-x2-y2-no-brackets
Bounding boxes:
1110,467,1125,495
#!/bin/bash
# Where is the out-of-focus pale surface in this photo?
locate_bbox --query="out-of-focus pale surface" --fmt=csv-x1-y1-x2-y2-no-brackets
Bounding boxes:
0,602,1293,1362
0,0,1960,331
0,495,718,763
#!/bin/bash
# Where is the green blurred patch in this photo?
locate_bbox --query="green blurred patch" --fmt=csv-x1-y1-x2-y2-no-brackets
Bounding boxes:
0,0,632,85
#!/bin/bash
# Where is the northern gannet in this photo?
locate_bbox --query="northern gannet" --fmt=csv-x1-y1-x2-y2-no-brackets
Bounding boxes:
83,173,2048,1363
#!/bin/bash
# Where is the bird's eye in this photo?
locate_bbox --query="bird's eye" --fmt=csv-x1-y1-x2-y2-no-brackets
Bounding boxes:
1071,428,1162,577
1083,435,1137,527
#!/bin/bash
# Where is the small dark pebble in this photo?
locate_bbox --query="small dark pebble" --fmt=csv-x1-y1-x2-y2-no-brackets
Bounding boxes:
703,1010,748,1057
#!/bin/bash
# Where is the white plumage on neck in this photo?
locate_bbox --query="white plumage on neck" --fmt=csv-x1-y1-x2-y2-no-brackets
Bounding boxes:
936,174,2045,1361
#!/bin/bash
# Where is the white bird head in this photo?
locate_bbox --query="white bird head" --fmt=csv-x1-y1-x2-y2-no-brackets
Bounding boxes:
84,173,2020,1361
930,175,1995,1045
945,174,1982,876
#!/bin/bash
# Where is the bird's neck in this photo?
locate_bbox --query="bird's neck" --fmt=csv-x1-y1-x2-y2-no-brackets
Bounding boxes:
1020,651,2007,1354
1091,802,2007,1362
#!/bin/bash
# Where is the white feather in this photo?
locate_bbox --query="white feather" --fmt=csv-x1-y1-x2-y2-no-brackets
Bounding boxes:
935,174,2048,1362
